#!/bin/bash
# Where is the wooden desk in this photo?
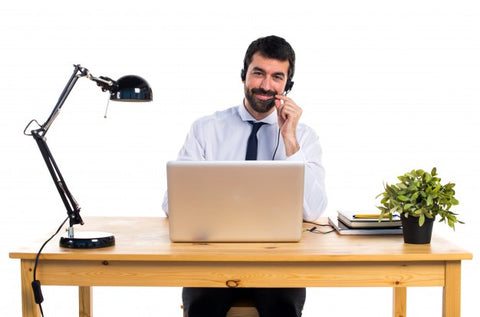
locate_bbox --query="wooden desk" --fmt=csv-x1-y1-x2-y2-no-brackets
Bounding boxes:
10,217,472,317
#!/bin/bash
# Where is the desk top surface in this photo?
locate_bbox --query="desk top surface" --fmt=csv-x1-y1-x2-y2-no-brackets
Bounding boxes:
10,217,472,262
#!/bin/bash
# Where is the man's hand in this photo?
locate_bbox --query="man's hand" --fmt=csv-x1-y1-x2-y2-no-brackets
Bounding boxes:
275,94,302,156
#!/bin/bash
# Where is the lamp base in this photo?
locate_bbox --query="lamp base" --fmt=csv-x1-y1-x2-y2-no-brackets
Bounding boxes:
60,231,115,249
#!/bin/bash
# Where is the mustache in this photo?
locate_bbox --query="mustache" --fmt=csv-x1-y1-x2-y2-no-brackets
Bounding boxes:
251,88,277,97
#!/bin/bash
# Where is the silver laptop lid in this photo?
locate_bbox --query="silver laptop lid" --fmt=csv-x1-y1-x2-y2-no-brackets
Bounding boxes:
167,161,304,242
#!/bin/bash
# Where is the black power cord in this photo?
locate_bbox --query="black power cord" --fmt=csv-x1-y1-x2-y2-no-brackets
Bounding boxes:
303,221,335,234
32,217,69,316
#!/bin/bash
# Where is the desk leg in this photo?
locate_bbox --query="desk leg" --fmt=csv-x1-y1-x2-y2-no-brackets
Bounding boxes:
79,286,93,317
443,261,461,317
20,260,41,317
393,287,407,317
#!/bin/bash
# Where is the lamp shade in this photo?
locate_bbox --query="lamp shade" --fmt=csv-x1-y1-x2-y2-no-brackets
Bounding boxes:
110,75,153,102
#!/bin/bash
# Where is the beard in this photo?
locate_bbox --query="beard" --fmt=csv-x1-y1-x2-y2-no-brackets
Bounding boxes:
244,86,278,113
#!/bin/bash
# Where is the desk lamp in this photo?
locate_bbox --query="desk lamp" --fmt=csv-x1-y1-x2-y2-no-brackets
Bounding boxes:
24,64,153,248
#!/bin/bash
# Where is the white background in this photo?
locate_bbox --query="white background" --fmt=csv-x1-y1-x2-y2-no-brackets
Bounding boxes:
1,0,479,316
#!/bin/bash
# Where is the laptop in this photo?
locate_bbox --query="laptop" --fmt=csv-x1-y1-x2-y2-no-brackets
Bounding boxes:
166,160,305,242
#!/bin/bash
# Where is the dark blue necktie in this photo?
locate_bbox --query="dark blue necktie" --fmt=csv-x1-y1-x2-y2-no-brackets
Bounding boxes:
245,121,266,160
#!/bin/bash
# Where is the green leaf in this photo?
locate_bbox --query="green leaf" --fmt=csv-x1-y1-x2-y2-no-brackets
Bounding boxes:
404,203,413,210
419,214,425,227
426,195,433,206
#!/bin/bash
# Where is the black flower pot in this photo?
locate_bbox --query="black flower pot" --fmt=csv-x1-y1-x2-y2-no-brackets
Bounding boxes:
401,214,435,244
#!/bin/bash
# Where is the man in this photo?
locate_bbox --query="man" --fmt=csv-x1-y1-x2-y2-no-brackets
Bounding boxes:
163,35,327,317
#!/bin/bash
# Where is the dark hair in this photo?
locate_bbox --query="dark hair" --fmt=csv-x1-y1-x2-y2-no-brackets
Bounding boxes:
241,35,296,81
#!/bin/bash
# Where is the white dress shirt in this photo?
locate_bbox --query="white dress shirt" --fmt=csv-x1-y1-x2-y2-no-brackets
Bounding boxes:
162,104,327,221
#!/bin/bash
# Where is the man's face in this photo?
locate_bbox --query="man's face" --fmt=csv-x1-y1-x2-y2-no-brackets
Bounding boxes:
243,52,290,118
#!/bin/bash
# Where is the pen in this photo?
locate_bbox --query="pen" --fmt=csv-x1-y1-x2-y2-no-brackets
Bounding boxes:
353,214,381,219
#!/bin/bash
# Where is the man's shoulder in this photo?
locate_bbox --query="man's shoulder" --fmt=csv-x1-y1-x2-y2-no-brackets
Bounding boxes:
193,105,240,125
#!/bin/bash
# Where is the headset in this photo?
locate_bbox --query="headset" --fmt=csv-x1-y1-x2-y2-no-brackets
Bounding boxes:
241,68,294,95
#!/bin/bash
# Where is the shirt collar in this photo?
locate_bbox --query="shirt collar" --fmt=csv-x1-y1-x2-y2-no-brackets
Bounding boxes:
237,103,277,125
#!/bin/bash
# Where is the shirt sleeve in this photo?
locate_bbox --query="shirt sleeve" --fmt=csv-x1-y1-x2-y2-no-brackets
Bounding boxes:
177,122,206,161
286,127,328,222
162,122,206,216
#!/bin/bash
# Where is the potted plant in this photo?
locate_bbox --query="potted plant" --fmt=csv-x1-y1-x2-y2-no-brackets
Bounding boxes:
376,167,462,244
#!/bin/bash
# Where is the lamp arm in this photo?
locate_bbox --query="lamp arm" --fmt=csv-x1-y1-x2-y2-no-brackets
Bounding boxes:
24,64,95,236
31,129,84,230
41,64,85,135
36,64,118,135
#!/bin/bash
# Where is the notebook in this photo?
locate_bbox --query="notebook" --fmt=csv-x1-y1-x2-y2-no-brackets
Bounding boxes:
337,210,402,229
166,160,305,242
328,217,403,235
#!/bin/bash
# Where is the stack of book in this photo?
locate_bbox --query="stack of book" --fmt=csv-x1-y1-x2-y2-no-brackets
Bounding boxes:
329,210,403,235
